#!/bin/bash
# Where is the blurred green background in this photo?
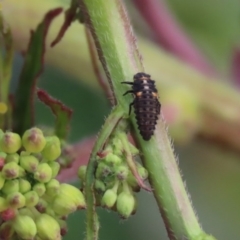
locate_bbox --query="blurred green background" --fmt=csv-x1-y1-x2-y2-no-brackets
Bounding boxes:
10,0,240,239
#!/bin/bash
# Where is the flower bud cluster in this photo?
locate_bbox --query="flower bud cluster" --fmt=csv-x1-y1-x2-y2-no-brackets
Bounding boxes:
0,128,85,239
78,135,148,219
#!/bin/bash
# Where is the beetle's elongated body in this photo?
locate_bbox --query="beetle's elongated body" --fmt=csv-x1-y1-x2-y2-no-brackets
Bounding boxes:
122,72,161,141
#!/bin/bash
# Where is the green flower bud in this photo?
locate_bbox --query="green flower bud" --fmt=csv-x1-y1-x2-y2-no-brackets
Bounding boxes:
36,199,48,213
0,197,8,212
60,184,86,207
24,191,39,207
94,179,106,193
19,155,39,173
114,165,129,181
2,179,19,195
6,153,19,164
77,165,87,181
22,128,46,153
35,214,61,240
33,183,46,197
111,138,123,156
0,221,14,239
138,166,148,180
95,162,112,179
7,192,25,209
101,189,117,208
116,191,135,219
105,153,122,165
45,179,60,197
52,195,78,216
19,207,36,219
52,184,86,216
45,207,56,217
2,162,20,179
18,166,26,178
48,161,60,178
0,172,5,190
19,179,31,193
42,136,61,161
13,215,37,239
0,132,21,154
34,163,52,183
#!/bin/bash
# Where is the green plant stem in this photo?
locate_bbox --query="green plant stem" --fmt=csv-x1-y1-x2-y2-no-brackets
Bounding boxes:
85,105,124,240
79,0,216,239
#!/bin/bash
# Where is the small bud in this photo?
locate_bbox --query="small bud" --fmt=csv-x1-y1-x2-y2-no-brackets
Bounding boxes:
19,207,36,219
105,153,122,165
114,165,129,181
22,128,46,153
138,166,148,180
2,162,20,179
1,208,16,221
19,155,39,173
19,166,26,178
0,172,5,190
7,192,26,209
6,153,19,164
0,222,14,239
0,197,8,212
42,136,61,161
52,184,86,216
13,215,37,239
45,179,60,197
2,179,19,195
33,183,46,197
45,207,55,217
0,132,21,153
95,162,112,179
36,199,48,213
35,214,61,240
19,179,31,193
34,163,52,183
101,189,117,208
94,179,106,193
111,138,123,156
48,161,60,178
60,184,86,208
77,165,87,181
24,191,39,207
52,196,78,216
127,174,140,192
116,191,135,219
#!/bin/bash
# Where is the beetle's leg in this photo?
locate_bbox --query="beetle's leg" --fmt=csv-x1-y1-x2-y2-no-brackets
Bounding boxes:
123,90,134,96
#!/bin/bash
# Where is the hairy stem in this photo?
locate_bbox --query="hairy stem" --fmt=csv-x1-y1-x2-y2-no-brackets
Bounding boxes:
85,106,124,240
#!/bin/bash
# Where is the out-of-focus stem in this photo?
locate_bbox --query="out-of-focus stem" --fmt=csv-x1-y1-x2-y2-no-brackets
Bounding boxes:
132,0,216,76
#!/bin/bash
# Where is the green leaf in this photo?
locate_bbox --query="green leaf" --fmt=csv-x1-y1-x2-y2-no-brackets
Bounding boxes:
13,8,63,135
37,89,72,140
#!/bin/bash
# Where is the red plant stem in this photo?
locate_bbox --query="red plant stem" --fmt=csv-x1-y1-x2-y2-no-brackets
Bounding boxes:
133,0,217,76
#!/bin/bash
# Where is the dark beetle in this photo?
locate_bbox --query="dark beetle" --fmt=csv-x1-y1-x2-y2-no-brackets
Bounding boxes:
122,72,161,141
